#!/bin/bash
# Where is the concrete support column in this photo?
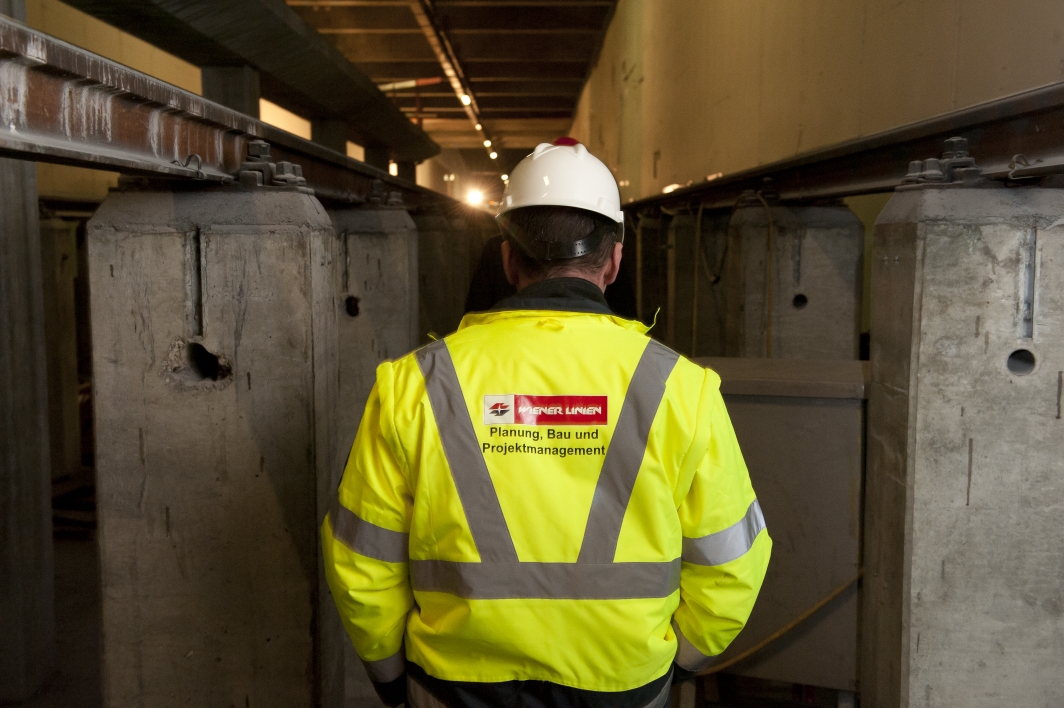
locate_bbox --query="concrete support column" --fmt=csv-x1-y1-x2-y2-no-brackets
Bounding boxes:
723,199,863,359
0,156,56,700
327,199,417,707
39,217,81,481
363,147,390,172
863,176,1064,706
89,177,339,706
395,161,416,183
201,66,260,117
312,119,348,154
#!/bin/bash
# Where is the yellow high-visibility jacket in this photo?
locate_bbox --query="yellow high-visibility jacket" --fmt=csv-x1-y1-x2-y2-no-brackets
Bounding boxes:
322,301,770,694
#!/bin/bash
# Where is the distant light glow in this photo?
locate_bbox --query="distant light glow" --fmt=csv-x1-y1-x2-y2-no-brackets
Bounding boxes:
483,139,492,147
466,189,484,206
460,94,472,106
489,151,498,160
662,183,682,194
475,123,482,131
389,162,398,176
501,174,509,181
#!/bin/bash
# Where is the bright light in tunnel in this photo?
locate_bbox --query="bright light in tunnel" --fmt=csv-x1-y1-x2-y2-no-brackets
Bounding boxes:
501,174,509,181
483,139,492,147
475,123,482,131
489,151,498,160
460,94,472,106
466,189,484,206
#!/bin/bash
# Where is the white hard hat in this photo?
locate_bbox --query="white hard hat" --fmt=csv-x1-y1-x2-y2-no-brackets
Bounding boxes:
497,139,623,223
496,139,623,259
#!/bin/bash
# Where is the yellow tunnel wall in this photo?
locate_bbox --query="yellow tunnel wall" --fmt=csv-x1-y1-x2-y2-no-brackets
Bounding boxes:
572,0,1064,202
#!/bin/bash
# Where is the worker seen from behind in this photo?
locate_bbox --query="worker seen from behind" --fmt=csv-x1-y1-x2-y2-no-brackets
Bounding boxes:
322,138,771,708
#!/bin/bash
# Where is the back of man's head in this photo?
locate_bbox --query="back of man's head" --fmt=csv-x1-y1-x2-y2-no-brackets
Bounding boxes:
498,205,620,280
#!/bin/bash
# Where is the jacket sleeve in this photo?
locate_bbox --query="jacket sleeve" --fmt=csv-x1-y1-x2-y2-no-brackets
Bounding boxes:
672,375,771,674
322,374,414,706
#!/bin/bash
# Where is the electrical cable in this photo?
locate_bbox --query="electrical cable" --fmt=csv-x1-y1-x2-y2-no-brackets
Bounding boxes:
698,569,863,677
754,191,775,358
691,202,704,357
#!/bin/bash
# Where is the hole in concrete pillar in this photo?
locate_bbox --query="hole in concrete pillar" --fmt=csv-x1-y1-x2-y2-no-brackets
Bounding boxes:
187,343,230,381
1007,348,1036,376
345,295,361,317
792,293,808,309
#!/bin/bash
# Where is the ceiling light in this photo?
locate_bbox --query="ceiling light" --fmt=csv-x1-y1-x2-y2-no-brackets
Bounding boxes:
489,151,498,160
483,139,492,148
475,123,482,131
460,94,471,106
501,174,509,181
466,189,484,206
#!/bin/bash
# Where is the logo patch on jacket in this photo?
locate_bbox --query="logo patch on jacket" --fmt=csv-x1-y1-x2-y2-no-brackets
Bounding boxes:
483,395,607,425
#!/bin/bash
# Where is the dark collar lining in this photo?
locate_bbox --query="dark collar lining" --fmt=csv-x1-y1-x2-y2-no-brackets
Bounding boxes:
491,277,613,315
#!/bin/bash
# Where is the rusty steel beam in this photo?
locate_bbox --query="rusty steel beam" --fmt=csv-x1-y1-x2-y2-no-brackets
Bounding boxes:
0,16,440,207
626,79,1064,213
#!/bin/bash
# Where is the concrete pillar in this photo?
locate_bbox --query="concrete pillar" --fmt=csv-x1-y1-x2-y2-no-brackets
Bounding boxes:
414,209,492,340
863,172,1064,706
664,210,730,356
395,161,416,183
88,178,339,706
39,216,81,481
0,1,55,692
723,198,863,359
0,156,56,700
363,147,390,172
312,119,348,154
201,66,260,117
328,198,418,708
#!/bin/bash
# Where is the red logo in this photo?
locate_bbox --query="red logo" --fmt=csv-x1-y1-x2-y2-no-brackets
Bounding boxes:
488,402,510,416
513,395,607,425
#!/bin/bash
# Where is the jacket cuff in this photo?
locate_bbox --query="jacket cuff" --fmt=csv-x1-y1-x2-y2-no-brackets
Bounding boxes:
362,648,406,683
672,619,719,673
371,675,407,707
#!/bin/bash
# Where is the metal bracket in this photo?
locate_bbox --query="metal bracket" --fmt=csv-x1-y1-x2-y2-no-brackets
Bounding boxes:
236,140,313,194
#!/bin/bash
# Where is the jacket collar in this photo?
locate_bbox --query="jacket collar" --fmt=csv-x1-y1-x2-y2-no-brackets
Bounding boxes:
491,277,612,315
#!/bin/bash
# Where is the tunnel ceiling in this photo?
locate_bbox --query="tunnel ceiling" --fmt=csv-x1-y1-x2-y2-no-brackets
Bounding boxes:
287,0,617,151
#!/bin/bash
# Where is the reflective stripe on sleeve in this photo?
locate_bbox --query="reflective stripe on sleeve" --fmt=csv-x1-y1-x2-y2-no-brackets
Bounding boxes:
578,340,679,563
329,496,409,563
361,648,406,683
672,620,718,672
415,340,519,563
411,558,681,600
681,499,766,567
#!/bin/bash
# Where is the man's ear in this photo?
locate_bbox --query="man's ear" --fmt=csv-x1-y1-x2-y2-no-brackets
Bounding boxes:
603,241,623,286
501,239,520,286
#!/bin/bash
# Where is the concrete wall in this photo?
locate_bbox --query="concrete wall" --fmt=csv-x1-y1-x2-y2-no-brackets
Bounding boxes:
573,0,1064,200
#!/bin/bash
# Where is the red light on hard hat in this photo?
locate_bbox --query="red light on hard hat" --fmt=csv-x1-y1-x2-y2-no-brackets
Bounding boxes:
552,137,579,146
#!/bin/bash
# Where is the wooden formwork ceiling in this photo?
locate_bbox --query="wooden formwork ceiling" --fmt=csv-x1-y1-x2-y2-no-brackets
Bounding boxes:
287,1,617,151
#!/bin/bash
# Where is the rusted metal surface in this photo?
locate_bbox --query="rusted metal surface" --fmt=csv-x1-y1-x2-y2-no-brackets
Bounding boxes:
61,0,440,161
0,16,439,207
626,78,1064,212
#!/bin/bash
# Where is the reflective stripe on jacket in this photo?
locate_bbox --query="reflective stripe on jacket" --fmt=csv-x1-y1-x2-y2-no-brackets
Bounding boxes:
322,301,771,694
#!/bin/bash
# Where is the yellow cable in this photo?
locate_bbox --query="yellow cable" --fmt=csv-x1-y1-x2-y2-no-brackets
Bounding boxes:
699,569,863,676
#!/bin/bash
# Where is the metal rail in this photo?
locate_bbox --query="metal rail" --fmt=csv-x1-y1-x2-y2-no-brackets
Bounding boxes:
0,16,445,209
625,79,1064,212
